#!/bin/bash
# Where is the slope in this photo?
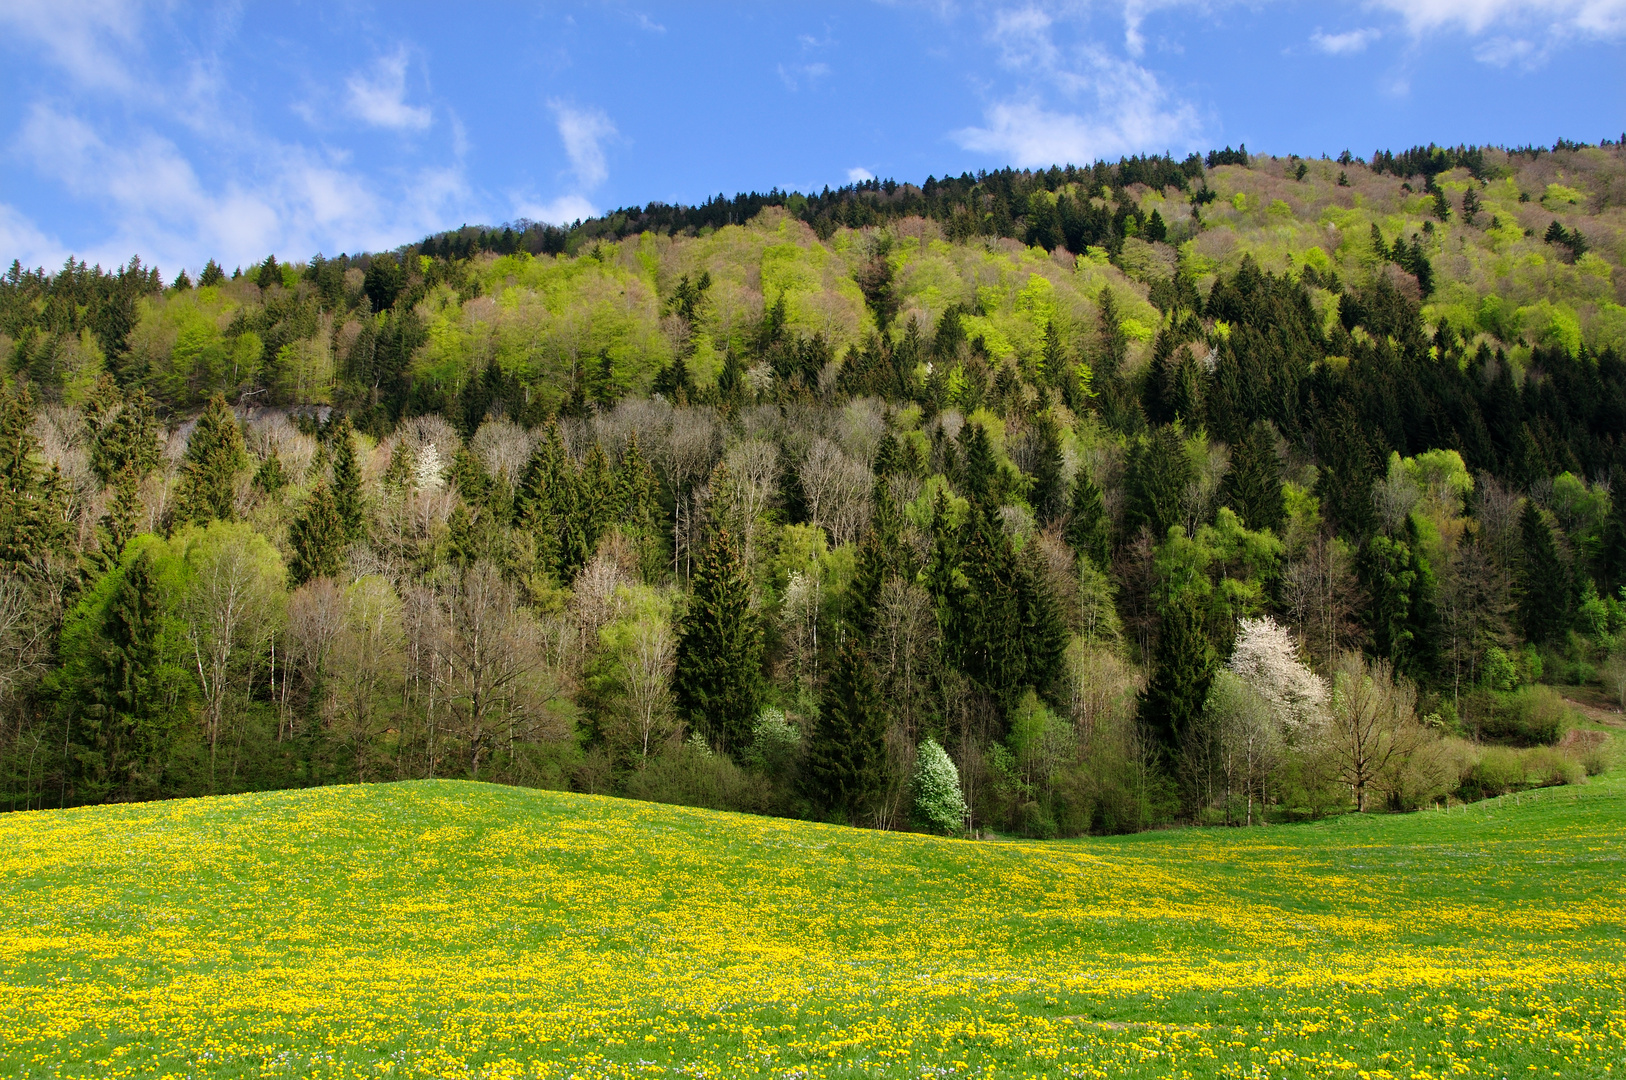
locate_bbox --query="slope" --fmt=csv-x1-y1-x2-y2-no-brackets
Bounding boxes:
2,778,1623,1078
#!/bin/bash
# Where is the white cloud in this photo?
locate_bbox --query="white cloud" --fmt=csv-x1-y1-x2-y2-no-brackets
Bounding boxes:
955,10,1202,167
346,50,432,132
1365,0,1626,37
777,61,832,91
14,102,470,271
847,167,875,183
515,194,599,227
548,101,617,189
0,0,143,94
1311,27,1382,52
0,203,66,271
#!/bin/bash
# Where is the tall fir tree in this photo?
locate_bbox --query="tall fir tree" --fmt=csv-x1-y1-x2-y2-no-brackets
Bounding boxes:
672,527,763,757
0,384,70,573
329,415,365,543
802,637,887,822
1222,421,1286,534
1139,590,1216,753
1026,411,1065,524
954,509,1027,710
1124,424,1193,542
1519,501,1569,643
1359,532,1417,666
1065,469,1112,569
288,483,346,585
1017,541,1069,702
1599,465,1626,597
60,549,190,802
177,394,247,526
97,466,144,569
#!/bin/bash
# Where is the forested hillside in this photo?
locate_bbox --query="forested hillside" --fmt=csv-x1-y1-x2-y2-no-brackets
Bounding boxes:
1,140,1623,831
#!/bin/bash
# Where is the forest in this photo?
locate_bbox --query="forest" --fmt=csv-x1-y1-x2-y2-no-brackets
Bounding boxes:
0,138,1623,833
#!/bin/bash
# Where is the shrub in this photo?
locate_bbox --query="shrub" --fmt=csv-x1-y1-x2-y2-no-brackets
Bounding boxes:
1476,685,1568,746
742,707,801,776
1467,746,1527,797
622,738,776,813
1522,746,1583,788
910,737,966,836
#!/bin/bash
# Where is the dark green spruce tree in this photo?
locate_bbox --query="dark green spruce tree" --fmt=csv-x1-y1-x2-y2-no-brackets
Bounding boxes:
1066,469,1112,570
60,549,189,802
1124,424,1192,542
1026,412,1066,525
177,394,248,526
0,384,70,573
1222,421,1286,534
288,483,345,585
672,527,763,757
1139,591,1216,755
1519,501,1569,643
803,636,887,823
330,416,365,543
1359,532,1417,667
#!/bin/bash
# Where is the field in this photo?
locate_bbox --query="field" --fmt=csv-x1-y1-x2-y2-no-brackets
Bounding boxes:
2,780,1624,1079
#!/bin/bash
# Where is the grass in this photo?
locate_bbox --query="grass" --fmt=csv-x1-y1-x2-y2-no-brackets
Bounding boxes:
1,777,1623,1079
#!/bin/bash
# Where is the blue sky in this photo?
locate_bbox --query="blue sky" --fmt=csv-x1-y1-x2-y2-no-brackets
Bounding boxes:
1,1,1621,276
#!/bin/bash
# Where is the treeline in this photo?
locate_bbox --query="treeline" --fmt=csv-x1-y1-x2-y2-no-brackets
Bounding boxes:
0,235,1620,828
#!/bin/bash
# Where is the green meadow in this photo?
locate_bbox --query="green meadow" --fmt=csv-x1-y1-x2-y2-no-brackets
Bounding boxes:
2,777,1623,1078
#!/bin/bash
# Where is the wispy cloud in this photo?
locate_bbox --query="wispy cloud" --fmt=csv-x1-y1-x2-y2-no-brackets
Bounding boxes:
14,99,470,270
346,49,432,132
847,166,875,182
777,61,832,91
1311,27,1381,53
954,7,1202,168
514,194,599,227
0,203,66,271
1366,0,1626,37
0,0,143,94
549,100,617,189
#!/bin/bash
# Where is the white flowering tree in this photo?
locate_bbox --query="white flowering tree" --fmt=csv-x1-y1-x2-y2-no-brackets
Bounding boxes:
910,737,966,835
1227,616,1328,739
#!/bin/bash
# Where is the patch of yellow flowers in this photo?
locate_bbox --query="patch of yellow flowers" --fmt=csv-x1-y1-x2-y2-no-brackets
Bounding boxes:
1,780,1622,1077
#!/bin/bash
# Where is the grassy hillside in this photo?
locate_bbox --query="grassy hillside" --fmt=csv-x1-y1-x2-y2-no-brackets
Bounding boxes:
3,779,1623,1078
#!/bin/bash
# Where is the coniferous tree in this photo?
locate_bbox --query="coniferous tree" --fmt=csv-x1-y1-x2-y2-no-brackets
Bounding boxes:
959,422,999,508
1017,541,1068,701
1359,533,1417,666
58,548,190,802
803,637,887,822
98,466,144,566
288,483,345,585
381,440,413,494
199,260,225,287
1599,466,1626,596
1124,424,1192,541
1027,412,1065,524
1139,591,1216,754
672,528,763,757
1401,516,1442,681
84,377,160,485
254,449,286,495
0,385,69,573
1519,501,1568,643
1223,421,1285,534
177,394,248,526
954,509,1027,709
330,416,365,543
1066,469,1112,570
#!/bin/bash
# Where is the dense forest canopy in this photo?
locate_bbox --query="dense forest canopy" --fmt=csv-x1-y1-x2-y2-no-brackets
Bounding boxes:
1,138,1623,831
